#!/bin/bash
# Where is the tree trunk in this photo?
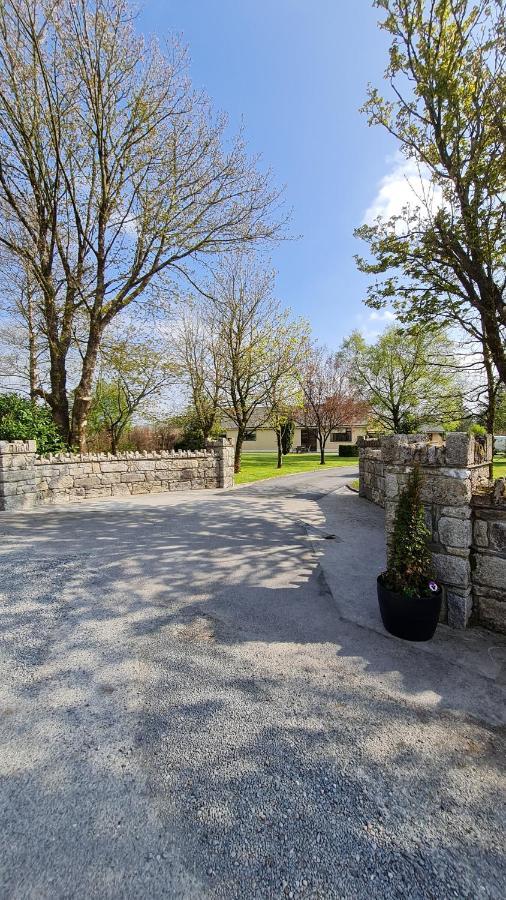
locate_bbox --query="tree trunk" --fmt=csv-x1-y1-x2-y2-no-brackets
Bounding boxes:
319,436,326,465
70,324,103,451
276,428,282,468
26,287,39,402
482,340,497,436
234,430,244,474
46,352,71,445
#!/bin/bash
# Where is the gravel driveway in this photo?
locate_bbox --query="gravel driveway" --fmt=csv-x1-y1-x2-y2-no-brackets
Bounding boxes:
0,466,504,899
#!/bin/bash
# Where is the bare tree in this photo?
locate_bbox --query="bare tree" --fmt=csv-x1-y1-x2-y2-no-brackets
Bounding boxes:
299,345,365,464
0,0,283,449
194,255,307,473
175,309,223,443
0,256,48,397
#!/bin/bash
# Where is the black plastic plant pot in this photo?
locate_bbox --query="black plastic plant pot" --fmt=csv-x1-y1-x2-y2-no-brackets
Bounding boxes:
377,576,442,642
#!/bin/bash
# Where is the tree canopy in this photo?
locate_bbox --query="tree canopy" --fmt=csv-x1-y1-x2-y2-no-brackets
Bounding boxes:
298,345,365,464
355,0,506,386
342,326,464,433
0,0,282,448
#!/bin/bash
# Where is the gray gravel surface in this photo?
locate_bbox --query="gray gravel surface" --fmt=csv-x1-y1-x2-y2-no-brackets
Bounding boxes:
0,466,504,899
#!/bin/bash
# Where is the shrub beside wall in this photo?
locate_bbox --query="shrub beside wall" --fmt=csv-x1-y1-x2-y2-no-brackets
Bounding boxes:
339,444,359,457
0,394,65,454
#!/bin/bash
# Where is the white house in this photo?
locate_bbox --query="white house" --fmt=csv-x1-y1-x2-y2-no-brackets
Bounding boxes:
221,411,368,452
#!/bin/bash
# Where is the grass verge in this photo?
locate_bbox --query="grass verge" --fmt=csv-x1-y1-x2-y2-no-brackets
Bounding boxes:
234,452,358,485
493,455,506,480
234,453,505,487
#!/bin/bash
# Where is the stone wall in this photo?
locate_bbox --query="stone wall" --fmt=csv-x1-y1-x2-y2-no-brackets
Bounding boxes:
0,438,234,510
471,480,506,634
381,433,492,630
359,432,505,633
358,438,385,507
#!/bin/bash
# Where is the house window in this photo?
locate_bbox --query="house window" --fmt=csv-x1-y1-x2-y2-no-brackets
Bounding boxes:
332,429,352,442
244,431,256,441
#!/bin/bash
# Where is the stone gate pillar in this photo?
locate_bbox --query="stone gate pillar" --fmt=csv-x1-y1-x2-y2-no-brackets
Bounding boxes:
207,437,234,489
382,433,491,629
0,440,38,510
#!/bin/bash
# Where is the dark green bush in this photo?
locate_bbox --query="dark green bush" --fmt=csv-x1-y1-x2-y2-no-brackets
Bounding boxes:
281,420,295,455
338,444,358,457
0,393,65,454
171,410,206,451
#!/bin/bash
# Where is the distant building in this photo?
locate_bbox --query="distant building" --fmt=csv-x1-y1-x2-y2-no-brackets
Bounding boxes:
422,425,446,445
221,410,368,452
494,434,506,454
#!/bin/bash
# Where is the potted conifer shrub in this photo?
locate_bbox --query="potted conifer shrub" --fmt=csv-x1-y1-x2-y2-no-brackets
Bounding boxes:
377,466,442,641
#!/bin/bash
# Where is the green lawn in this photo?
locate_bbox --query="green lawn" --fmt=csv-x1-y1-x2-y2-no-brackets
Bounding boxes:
493,455,506,480
234,452,358,485
234,453,505,487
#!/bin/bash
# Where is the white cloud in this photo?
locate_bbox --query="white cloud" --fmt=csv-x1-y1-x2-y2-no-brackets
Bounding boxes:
353,308,398,344
363,155,444,225
368,309,396,322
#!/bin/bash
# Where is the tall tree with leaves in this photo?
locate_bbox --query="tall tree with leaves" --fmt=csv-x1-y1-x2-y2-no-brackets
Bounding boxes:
342,326,464,432
355,0,506,387
0,0,282,449
88,336,176,453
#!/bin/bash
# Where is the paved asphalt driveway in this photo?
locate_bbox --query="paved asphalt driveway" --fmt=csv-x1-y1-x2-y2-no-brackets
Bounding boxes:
0,466,505,899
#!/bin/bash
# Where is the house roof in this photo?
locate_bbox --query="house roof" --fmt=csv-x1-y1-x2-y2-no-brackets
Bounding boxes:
221,408,368,430
220,409,271,429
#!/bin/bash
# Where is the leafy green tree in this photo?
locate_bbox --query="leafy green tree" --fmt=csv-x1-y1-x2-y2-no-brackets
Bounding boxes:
88,339,175,453
269,402,299,469
170,408,223,451
0,393,65,454
355,0,506,386
342,326,464,433
495,388,506,434
87,380,131,453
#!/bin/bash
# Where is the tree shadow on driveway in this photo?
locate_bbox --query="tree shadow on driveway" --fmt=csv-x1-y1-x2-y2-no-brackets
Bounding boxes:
0,481,505,897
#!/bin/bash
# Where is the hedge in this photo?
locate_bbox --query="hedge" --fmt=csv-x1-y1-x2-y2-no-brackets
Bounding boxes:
0,393,65,455
338,444,359,457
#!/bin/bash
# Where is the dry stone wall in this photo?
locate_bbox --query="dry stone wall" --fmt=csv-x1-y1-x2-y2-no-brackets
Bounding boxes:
471,481,506,634
359,432,505,634
0,438,234,510
358,439,384,506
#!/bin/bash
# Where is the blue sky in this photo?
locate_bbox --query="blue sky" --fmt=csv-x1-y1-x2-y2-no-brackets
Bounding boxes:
138,1,400,348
